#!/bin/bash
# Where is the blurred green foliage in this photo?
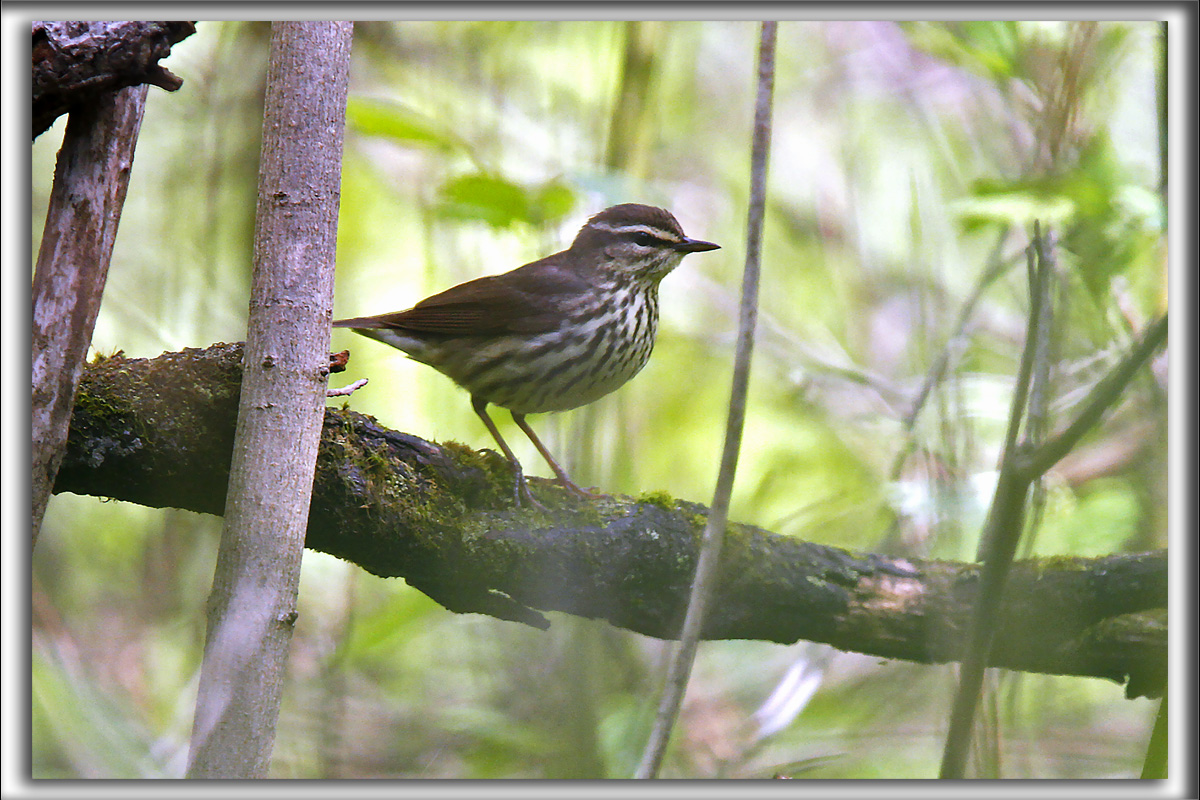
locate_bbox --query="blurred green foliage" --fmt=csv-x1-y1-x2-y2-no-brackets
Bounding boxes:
32,19,1167,779
435,172,577,229
346,96,473,156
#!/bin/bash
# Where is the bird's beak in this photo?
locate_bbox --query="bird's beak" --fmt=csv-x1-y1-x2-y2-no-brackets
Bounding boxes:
676,238,720,253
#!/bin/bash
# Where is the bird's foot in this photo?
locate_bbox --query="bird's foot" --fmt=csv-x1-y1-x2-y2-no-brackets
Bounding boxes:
556,478,601,501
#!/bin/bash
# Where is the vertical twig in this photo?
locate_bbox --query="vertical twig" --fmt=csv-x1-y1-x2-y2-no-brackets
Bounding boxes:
1017,230,1060,557
186,21,353,779
940,226,1055,778
939,227,1168,778
31,84,149,547
1021,228,1059,449
634,20,777,779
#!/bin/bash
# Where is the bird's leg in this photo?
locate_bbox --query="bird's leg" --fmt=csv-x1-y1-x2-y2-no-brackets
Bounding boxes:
472,397,542,508
512,412,601,500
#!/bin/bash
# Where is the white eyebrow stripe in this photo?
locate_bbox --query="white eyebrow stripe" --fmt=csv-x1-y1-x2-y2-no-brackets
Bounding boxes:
586,221,682,242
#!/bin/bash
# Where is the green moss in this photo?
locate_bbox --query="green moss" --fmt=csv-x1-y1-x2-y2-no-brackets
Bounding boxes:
568,498,606,527
348,448,467,544
88,349,126,366
72,386,125,420
440,439,490,469
724,520,752,542
1031,554,1084,574
72,381,148,444
440,439,514,501
636,489,677,510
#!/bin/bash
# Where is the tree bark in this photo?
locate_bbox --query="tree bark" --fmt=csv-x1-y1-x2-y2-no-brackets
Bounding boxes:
54,343,1167,699
32,83,149,547
32,20,194,138
185,22,353,780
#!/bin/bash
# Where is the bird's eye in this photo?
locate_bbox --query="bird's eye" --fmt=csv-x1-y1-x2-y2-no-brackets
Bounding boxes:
631,232,660,247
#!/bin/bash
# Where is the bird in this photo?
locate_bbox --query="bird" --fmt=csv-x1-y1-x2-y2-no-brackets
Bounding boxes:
334,203,720,505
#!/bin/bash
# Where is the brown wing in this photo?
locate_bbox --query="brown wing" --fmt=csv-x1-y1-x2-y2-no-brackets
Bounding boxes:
334,253,588,336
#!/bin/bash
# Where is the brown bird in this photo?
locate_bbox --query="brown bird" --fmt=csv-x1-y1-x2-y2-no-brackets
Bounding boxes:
334,203,720,505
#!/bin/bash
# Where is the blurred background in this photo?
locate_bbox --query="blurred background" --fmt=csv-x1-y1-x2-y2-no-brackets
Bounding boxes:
31,20,1167,778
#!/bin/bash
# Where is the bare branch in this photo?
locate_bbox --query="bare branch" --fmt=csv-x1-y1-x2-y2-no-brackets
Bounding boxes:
32,84,149,546
186,22,353,780
327,378,369,397
32,21,195,138
1020,313,1168,480
940,226,1060,779
54,343,1166,697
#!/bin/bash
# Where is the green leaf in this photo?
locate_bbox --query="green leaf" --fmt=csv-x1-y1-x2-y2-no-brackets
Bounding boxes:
953,185,1076,229
434,175,578,229
346,97,468,154
435,173,532,228
528,180,578,225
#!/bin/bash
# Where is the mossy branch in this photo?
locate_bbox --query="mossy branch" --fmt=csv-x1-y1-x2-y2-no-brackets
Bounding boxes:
53,343,1166,697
